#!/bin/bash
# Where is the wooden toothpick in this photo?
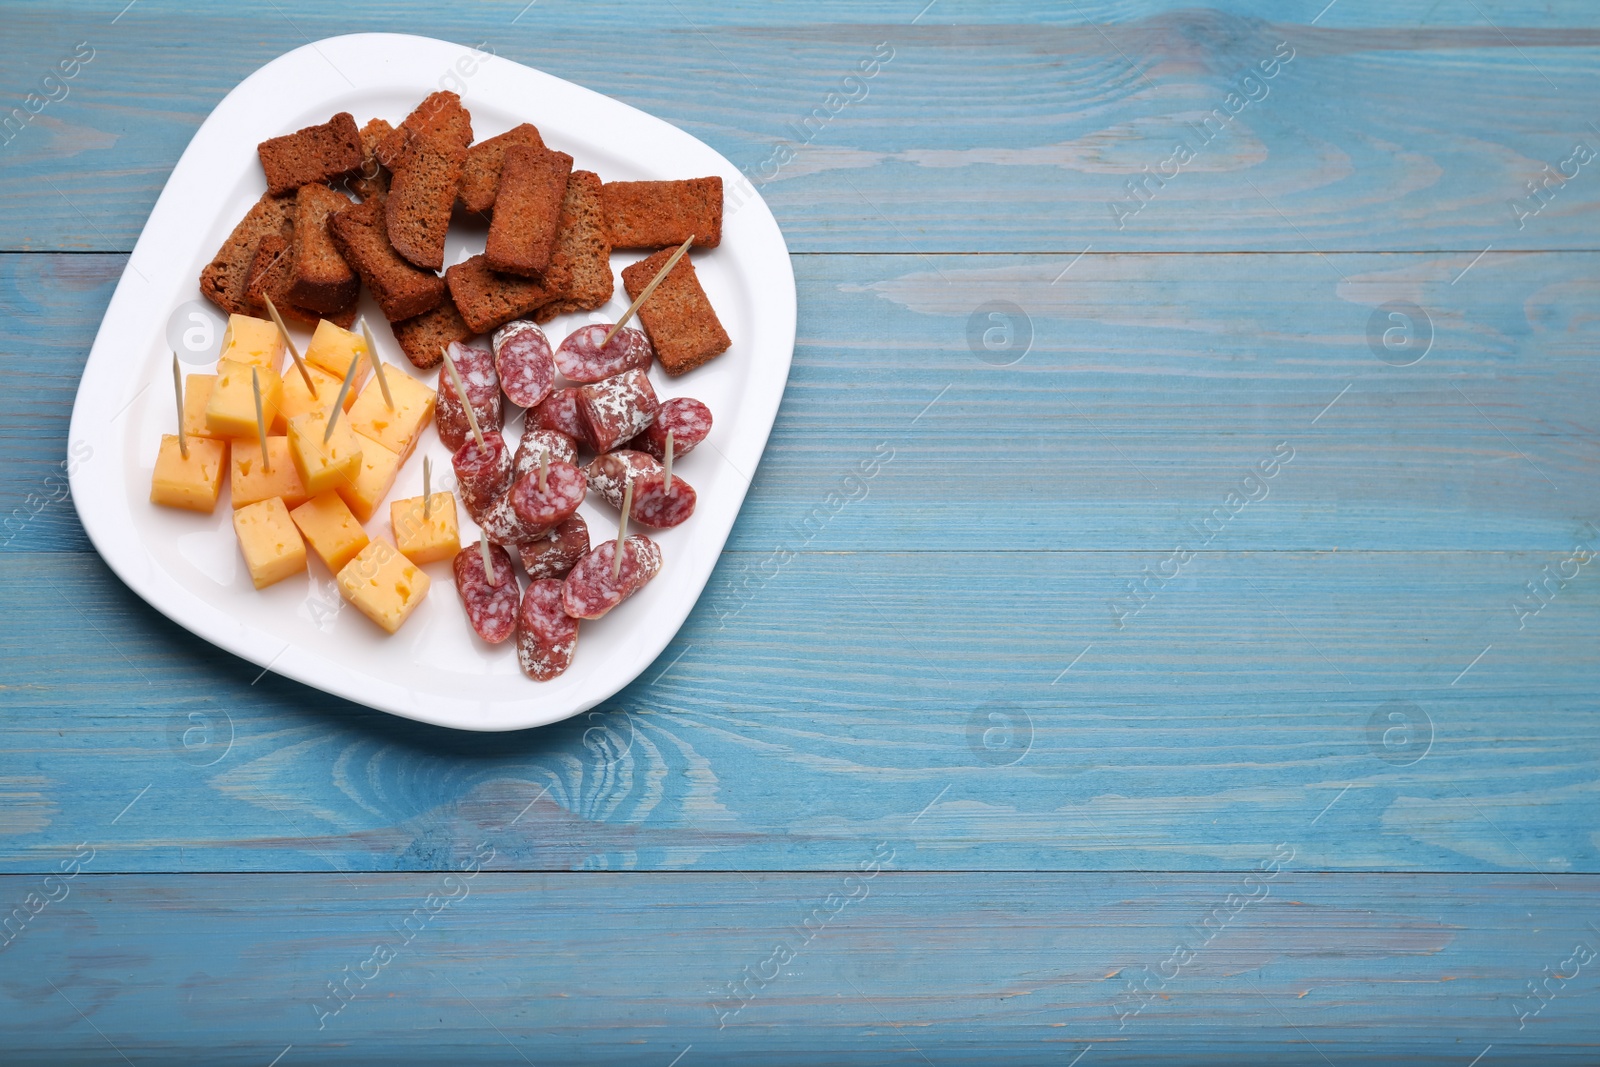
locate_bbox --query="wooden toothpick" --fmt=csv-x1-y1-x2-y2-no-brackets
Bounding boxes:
252,367,271,473
663,431,674,492
479,536,495,585
323,347,361,444
261,294,317,396
422,455,433,520
441,346,485,450
537,449,547,495
613,477,633,579
601,235,693,348
359,319,393,410
171,353,188,459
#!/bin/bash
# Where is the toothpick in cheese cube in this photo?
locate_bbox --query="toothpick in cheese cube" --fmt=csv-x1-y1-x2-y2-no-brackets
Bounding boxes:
346,368,436,462
278,363,343,425
286,413,363,497
390,492,459,565
150,434,227,513
304,319,371,395
206,359,284,439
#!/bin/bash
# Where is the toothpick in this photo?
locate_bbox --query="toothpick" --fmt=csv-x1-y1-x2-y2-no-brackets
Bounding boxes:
422,456,433,520
663,431,674,492
479,536,495,585
441,346,485,450
601,235,693,348
360,319,394,410
252,367,271,473
171,353,188,460
261,293,317,396
613,478,633,579
537,450,547,495
323,348,360,443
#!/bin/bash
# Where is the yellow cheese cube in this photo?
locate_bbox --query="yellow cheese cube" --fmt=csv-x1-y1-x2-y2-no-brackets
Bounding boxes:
150,434,227,513
219,314,285,373
205,359,283,440
291,492,371,573
390,492,460,565
232,497,306,589
287,413,364,497
336,538,430,634
231,436,309,510
346,367,437,462
181,374,221,440
304,319,370,394
279,363,343,425
335,432,402,523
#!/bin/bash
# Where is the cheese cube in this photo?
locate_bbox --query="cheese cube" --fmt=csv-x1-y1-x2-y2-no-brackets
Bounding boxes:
219,314,286,373
233,497,306,589
390,492,459,565
231,436,309,510
278,363,343,425
336,538,430,634
346,367,436,462
180,374,221,440
305,319,370,394
291,492,370,573
150,434,227,513
205,359,283,439
335,432,401,523
287,413,363,496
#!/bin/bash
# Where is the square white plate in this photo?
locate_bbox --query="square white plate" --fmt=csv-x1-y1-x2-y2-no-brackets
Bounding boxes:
67,33,795,732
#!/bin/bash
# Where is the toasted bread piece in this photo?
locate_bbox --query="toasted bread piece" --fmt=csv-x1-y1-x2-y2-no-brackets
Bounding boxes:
457,123,546,215
386,135,465,271
620,247,730,376
199,192,296,315
328,199,446,322
602,177,723,249
376,92,473,169
286,184,359,312
258,112,364,197
445,254,569,335
350,118,393,203
392,302,474,370
245,235,358,329
534,171,613,323
485,146,573,278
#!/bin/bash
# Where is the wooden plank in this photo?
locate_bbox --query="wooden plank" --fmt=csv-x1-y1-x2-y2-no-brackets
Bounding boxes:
6,251,1596,555
5,3,1600,252
0,871,1595,1063
1,546,1596,873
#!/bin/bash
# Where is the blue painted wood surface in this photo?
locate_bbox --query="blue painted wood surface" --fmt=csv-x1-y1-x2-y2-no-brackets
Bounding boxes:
3,1,1599,1062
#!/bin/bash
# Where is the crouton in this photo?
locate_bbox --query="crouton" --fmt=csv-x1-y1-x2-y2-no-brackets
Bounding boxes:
286,184,359,313
458,123,545,215
485,145,572,278
391,301,475,370
602,177,723,249
257,112,364,196
327,199,446,322
199,191,296,316
445,253,568,335
535,170,612,322
620,247,730,376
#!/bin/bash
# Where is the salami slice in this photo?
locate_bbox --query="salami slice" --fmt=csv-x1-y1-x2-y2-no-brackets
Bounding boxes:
578,369,659,453
582,450,660,510
630,471,697,529
478,461,586,546
517,579,579,681
518,515,590,580
512,428,578,482
436,342,505,452
553,323,653,383
626,397,713,460
452,541,521,645
451,431,513,521
561,535,663,620
534,386,592,447
492,320,556,409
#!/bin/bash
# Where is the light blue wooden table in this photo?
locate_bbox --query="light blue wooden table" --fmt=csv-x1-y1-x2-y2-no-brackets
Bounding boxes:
3,1,1598,1062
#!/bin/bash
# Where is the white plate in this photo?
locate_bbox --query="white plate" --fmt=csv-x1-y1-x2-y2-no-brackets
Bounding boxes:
67,34,795,732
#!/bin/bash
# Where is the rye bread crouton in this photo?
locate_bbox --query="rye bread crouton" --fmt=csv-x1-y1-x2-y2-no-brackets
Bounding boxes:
327,199,446,322
286,184,359,313
349,118,393,203
535,170,613,323
620,247,730,376
445,254,569,335
458,123,545,215
375,91,473,169
199,191,296,316
602,177,723,249
391,301,474,370
257,112,364,196
386,135,466,271
485,145,573,278
244,235,358,329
